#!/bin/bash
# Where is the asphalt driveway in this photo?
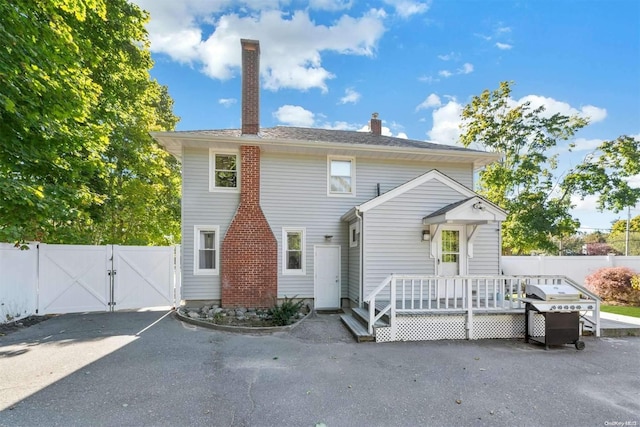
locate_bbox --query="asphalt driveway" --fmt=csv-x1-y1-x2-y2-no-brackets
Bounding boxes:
0,310,638,427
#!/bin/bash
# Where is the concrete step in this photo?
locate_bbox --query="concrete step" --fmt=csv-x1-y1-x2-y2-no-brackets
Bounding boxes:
340,314,375,342
352,307,388,328
582,314,640,337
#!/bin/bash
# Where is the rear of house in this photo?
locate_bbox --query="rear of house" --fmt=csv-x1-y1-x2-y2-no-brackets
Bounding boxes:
152,39,503,310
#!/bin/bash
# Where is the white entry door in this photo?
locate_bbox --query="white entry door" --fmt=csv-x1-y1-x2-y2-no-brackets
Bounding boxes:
314,245,341,309
437,226,466,276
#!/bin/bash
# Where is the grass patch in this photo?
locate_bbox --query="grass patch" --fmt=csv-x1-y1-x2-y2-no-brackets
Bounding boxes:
601,305,640,318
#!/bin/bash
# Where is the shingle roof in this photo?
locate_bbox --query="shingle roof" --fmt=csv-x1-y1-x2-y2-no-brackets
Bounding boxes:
175,126,483,153
424,197,475,218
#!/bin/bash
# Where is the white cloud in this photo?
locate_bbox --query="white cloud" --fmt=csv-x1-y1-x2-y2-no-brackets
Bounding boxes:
580,105,608,123
437,51,459,61
339,88,361,104
518,95,607,123
320,121,360,130
273,105,315,127
496,42,513,50
383,0,430,18
418,75,439,84
571,194,600,211
309,0,353,11
458,63,473,74
438,64,472,78
415,93,441,111
356,123,406,137
572,137,603,151
218,98,237,107
426,93,609,149
427,99,464,145
496,26,511,34
131,2,387,92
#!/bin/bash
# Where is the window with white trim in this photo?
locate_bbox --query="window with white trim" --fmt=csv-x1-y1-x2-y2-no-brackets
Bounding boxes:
194,225,219,275
209,150,239,191
349,222,360,248
328,156,355,196
282,227,306,275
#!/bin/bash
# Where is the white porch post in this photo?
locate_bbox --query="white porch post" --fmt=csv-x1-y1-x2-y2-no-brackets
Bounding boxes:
390,275,397,341
466,277,474,339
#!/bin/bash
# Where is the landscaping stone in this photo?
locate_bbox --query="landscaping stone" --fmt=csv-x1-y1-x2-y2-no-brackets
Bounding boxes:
177,301,310,328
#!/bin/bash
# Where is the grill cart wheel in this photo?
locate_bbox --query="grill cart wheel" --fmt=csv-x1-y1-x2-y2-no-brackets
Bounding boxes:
575,340,585,351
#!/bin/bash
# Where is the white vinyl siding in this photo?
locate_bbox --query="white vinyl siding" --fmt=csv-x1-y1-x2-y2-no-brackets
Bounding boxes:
468,225,501,275
209,150,239,192
194,226,219,275
362,180,472,298
182,147,239,300
261,152,474,301
181,145,479,303
348,219,361,304
282,227,306,275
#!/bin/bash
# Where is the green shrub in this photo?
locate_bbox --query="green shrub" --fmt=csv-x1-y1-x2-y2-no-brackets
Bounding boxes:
585,267,640,305
268,296,306,326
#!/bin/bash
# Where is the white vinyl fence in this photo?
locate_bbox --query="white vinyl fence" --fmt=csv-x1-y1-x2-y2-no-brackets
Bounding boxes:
0,243,38,323
1,243,181,324
502,255,640,286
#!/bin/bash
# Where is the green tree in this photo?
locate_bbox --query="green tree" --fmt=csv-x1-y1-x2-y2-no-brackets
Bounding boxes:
607,215,640,256
564,135,640,213
0,0,180,245
460,81,588,254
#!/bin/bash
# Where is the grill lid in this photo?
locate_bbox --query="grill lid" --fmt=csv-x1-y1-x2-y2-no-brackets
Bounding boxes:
526,283,580,301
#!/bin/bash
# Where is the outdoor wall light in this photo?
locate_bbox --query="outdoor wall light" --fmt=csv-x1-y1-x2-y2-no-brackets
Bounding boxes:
324,235,333,241
422,230,430,241
472,201,486,211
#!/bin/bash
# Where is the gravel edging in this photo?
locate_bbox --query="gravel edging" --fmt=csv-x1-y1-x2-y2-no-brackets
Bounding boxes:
172,308,313,334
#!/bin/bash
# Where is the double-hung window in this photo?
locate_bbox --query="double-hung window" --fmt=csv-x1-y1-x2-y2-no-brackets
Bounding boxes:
210,150,239,191
328,156,355,196
194,225,219,275
282,227,305,275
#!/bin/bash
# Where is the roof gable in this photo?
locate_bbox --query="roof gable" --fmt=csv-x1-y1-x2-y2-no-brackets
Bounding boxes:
357,169,475,213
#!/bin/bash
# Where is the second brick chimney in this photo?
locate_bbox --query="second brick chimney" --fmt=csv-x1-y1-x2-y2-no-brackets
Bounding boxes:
370,112,382,136
220,39,277,308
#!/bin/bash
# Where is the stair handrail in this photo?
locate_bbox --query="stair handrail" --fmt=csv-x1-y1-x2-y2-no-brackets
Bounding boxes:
561,275,601,337
364,274,394,335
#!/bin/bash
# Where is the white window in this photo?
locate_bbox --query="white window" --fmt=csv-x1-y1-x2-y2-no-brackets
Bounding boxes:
282,227,306,275
328,156,355,196
349,222,360,248
194,225,219,275
209,150,239,192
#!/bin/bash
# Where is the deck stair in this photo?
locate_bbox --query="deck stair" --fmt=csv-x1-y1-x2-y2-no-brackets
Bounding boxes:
340,306,388,342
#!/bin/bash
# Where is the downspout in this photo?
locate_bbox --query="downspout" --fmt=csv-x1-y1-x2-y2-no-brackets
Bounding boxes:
356,209,364,308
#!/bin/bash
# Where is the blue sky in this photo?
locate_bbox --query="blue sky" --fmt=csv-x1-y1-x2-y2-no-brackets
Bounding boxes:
132,0,640,233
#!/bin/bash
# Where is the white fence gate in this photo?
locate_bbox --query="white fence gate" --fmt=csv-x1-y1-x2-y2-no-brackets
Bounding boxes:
1,243,181,321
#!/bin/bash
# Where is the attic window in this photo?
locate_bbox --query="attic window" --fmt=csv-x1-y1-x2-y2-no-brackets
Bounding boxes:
209,150,239,192
328,156,355,196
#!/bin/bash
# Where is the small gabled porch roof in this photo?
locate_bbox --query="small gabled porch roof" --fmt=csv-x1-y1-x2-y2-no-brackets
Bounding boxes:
422,196,506,226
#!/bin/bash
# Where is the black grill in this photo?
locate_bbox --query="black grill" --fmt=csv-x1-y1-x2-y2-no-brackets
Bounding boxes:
522,284,594,350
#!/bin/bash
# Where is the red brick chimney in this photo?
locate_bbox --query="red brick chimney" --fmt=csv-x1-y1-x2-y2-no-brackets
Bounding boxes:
241,39,260,135
370,112,382,136
220,40,277,308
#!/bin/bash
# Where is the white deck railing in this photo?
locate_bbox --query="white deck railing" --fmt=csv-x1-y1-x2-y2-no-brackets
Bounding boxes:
364,274,601,339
